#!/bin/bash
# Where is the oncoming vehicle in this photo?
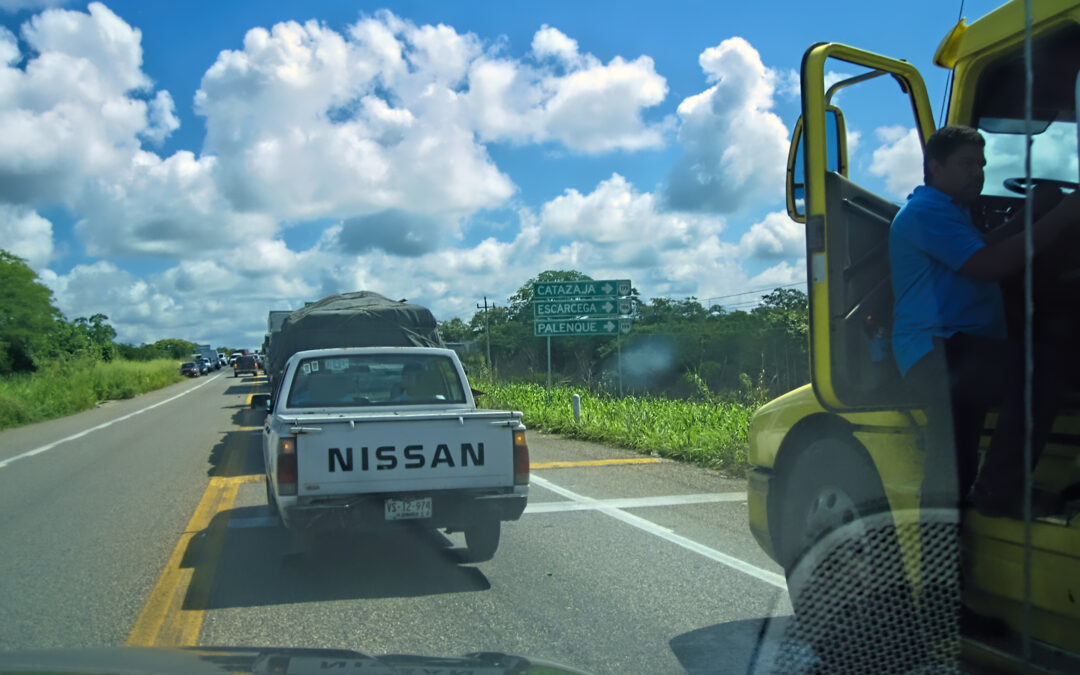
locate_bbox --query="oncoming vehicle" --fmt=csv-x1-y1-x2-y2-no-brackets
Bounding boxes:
748,0,1080,670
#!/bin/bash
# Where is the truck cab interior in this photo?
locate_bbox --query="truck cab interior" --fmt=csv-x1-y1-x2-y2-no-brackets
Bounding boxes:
799,28,1080,413
790,28,1080,508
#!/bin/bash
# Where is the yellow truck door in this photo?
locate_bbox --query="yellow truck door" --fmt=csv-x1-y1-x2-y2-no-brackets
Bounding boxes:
793,44,936,411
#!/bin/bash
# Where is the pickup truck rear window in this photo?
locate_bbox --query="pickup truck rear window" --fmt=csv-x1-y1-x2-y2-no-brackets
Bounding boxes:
286,354,467,408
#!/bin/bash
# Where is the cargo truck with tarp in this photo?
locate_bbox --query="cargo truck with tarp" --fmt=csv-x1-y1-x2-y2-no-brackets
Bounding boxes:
264,291,444,394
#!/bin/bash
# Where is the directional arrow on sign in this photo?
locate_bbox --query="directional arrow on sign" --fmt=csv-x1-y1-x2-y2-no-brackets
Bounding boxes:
600,282,614,294
602,301,614,313
604,320,616,332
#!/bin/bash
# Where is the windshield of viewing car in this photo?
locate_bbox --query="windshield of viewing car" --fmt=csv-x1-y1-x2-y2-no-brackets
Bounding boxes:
4,1,1078,674
286,354,466,408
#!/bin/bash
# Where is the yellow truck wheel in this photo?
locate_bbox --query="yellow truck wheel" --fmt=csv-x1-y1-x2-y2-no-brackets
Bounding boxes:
776,436,891,573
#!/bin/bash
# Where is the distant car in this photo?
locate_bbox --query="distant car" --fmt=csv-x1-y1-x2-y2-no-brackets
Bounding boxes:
228,354,239,365
217,353,227,367
181,362,200,377
233,354,259,378
196,359,210,375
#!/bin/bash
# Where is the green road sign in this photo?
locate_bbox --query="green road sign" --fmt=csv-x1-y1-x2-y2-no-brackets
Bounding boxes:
532,279,631,300
533,298,632,318
533,318,632,337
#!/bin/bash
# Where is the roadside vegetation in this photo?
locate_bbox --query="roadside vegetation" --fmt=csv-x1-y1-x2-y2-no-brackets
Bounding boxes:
476,377,765,476
0,358,184,430
0,249,196,430
443,271,807,475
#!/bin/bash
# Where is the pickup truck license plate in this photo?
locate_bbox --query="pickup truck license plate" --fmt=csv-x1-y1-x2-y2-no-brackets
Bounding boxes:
385,497,432,520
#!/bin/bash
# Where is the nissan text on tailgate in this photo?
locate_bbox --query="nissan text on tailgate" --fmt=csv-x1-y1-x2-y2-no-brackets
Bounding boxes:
262,347,529,561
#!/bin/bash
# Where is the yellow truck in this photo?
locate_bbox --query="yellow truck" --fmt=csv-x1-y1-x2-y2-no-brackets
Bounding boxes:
748,0,1079,669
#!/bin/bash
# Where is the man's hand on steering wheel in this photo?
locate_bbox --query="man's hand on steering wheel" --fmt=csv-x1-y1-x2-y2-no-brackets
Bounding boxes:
1002,177,1078,220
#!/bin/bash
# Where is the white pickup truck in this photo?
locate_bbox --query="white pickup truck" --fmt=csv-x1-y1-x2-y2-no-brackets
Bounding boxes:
261,346,529,561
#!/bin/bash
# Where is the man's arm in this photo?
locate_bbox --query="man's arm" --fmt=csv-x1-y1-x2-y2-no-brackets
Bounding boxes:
982,185,1067,245
961,190,1080,282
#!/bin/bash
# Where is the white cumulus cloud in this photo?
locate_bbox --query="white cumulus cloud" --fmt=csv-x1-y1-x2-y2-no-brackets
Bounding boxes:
195,15,513,222
465,25,670,153
0,3,262,261
531,24,580,65
735,211,805,259
665,37,789,213
0,205,53,268
141,89,179,145
868,125,923,199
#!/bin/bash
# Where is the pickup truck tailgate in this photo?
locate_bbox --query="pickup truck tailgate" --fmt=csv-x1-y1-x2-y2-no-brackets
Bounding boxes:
294,412,518,496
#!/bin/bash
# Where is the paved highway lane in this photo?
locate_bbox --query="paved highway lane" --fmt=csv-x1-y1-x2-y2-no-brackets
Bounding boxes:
0,375,794,673
0,371,262,649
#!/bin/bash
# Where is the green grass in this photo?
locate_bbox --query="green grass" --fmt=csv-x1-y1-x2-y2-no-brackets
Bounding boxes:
0,358,185,430
475,381,762,476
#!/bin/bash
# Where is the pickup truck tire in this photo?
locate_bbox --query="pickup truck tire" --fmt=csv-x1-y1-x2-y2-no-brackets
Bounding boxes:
264,477,286,527
463,520,500,562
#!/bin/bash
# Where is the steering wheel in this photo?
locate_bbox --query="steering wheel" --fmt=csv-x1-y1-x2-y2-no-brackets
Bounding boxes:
1003,177,1078,194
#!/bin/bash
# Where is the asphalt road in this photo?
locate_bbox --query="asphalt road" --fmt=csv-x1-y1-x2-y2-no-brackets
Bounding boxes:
0,370,794,674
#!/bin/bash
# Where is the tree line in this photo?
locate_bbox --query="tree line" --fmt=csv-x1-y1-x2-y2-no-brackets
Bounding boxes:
0,250,196,376
3,251,809,399
439,270,809,400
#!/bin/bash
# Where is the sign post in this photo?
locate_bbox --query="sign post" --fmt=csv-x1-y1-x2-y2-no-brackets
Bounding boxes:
547,336,552,404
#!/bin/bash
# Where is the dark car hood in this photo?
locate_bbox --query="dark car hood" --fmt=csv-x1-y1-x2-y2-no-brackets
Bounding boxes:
0,646,593,675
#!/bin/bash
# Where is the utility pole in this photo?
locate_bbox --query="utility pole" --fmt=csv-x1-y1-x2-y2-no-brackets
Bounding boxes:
476,296,495,370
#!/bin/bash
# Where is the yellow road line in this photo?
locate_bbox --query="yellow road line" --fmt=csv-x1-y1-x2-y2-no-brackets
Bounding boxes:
125,472,240,646
531,458,662,469
225,474,264,485
244,393,266,407
127,386,262,648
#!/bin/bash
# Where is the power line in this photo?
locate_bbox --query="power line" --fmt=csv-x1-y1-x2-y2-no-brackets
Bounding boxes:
703,281,805,306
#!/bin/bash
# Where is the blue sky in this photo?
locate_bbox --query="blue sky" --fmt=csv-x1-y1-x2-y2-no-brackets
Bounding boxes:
0,0,1006,348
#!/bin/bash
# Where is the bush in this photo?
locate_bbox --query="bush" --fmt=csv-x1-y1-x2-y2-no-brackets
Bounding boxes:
475,380,762,476
0,358,184,430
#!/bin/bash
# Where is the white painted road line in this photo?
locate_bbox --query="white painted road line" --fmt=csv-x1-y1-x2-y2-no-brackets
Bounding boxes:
0,374,224,470
525,492,746,514
531,474,787,590
225,493,748,529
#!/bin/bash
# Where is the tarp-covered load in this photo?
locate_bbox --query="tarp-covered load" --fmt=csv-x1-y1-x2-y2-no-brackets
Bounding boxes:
267,291,443,386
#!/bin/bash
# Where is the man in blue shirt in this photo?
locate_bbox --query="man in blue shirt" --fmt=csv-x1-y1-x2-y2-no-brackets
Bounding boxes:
891,125,1079,518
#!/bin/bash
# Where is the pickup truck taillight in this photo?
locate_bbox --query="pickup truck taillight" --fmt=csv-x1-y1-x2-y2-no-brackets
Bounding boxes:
277,437,297,496
513,429,529,485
